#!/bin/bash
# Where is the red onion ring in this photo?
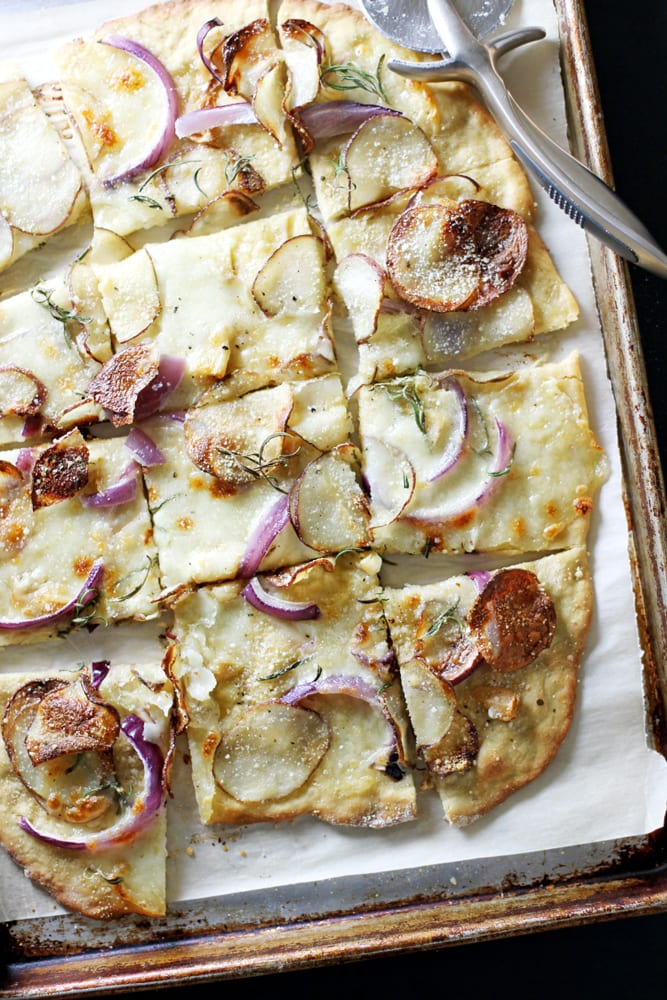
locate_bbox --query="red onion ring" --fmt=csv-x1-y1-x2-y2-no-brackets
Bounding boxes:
241,575,320,621
100,35,179,187
408,418,514,523
238,494,291,578
426,376,468,483
124,427,166,467
80,462,139,509
133,355,185,422
175,102,258,139
18,714,164,852
196,17,226,84
467,570,492,592
91,660,111,689
297,101,401,140
0,559,104,631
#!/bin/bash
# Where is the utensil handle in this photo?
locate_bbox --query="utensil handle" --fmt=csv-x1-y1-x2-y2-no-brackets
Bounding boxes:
476,66,667,278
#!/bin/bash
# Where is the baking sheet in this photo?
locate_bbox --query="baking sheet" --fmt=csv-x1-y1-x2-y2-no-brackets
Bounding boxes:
0,0,666,927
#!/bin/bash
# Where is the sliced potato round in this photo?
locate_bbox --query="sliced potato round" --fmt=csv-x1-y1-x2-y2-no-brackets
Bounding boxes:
214,702,329,803
182,190,258,238
468,568,556,672
0,365,47,417
280,18,325,111
423,709,479,776
333,253,386,345
0,212,14,268
387,199,528,312
289,444,369,551
343,113,438,214
361,436,415,529
0,100,82,235
95,247,161,344
252,234,326,317
400,657,456,750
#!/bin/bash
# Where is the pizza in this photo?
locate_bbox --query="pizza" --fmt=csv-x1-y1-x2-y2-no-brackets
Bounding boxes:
0,659,174,918
0,0,612,919
383,547,593,826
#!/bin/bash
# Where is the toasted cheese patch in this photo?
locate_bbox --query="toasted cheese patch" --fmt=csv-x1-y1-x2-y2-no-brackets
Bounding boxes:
357,354,608,556
384,547,593,825
172,551,416,827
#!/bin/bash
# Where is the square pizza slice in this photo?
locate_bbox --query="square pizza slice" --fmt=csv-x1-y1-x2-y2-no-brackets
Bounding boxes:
90,206,337,408
356,353,608,556
169,550,416,827
329,191,578,391
384,547,593,826
0,431,161,645
55,0,300,238
140,373,369,594
0,659,173,918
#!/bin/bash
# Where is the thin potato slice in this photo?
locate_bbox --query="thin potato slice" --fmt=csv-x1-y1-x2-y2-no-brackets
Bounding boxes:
289,444,369,552
387,200,528,312
280,18,325,111
95,247,161,344
252,234,326,316
361,437,415,529
0,365,46,417
213,702,329,802
343,114,438,214
400,658,456,750
333,253,385,345
180,191,259,238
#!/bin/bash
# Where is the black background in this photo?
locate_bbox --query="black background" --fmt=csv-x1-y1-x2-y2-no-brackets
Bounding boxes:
26,1,667,996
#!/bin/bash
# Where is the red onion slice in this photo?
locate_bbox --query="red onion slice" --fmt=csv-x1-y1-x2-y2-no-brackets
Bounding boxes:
124,427,166,467
408,418,514,523
238,494,291,578
242,575,321,621
100,35,179,187
297,100,400,140
467,569,492,592
15,448,36,476
91,660,111,689
133,355,185,422
426,376,468,483
175,101,258,138
279,673,402,776
18,714,164,852
80,462,139,509
196,17,225,84
0,559,104,631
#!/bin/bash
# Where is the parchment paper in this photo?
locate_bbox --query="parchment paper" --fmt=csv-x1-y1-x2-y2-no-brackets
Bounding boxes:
1,0,666,923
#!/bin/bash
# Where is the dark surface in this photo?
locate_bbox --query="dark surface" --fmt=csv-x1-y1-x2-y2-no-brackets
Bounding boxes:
42,2,667,996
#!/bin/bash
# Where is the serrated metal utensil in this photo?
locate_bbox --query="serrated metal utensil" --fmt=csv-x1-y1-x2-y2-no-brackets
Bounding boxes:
359,0,667,278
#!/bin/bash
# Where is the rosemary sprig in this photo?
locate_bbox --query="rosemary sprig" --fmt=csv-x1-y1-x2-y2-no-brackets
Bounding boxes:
111,554,158,602
216,431,301,493
260,657,309,682
31,286,89,347
223,151,255,187
424,600,463,638
378,378,426,433
489,442,516,478
128,193,163,210
85,865,124,885
320,54,388,103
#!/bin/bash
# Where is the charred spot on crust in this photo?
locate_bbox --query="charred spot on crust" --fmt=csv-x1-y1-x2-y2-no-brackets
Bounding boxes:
468,568,557,673
30,433,89,510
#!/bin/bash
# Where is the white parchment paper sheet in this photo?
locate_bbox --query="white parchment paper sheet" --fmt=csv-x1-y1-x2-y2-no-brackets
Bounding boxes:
0,0,665,922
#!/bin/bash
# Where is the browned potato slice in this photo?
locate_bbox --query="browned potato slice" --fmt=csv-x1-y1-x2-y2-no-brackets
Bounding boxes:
184,382,294,487
280,18,325,111
0,365,46,416
30,429,89,510
180,191,258,238
423,709,479,776
468,568,557,672
213,702,330,802
386,200,528,312
342,114,438,213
